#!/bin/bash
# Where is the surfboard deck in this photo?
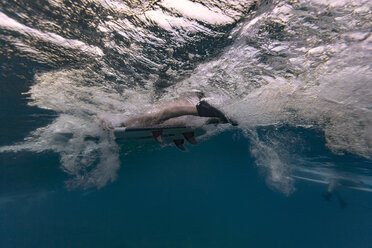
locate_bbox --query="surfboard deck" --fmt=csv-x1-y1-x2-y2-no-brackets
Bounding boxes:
52,125,207,151
114,126,206,150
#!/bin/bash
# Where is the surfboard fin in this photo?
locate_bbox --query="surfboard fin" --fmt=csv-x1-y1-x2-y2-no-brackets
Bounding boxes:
152,130,164,144
183,132,199,145
173,139,187,151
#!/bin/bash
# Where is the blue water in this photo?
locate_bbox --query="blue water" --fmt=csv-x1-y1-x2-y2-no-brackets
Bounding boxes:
1,130,372,248
1,0,372,247
0,130,370,247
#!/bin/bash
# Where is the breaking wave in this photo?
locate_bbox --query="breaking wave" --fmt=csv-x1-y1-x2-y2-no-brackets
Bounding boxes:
1,0,371,192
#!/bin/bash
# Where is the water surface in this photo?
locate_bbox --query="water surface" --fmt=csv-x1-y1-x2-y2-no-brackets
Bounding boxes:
1,0,371,247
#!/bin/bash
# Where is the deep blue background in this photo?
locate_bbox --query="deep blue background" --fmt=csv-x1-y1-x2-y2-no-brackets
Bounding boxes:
1,130,372,248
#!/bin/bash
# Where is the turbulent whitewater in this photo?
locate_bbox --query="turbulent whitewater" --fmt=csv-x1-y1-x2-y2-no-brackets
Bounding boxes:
0,0,371,193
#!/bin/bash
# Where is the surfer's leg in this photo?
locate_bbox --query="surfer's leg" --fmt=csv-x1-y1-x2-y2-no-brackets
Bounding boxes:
123,105,198,127
159,105,198,122
121,102,237,127
117,92,237,127
156,100,237,125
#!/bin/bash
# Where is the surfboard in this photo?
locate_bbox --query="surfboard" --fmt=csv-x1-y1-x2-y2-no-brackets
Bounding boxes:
113,126,206,151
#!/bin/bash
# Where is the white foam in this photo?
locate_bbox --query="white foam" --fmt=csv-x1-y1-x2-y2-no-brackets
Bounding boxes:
11,40,41,55
160,0,372,193
97,0,132,13
1,0,371,193
47,0,63,6
142,9,209,35
0,12,103,56
0,113,120,189
159,0,234,25
247,130,295,195
0,67,155,189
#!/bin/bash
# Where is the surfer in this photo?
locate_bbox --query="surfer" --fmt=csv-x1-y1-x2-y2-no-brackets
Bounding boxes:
99,92,237,129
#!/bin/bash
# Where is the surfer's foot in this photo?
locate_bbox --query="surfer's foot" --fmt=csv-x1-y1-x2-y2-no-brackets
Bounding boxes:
196,101,238,126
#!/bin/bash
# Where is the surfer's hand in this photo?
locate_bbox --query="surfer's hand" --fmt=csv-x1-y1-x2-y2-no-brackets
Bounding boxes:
98,115,114,130
101,120,114,129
